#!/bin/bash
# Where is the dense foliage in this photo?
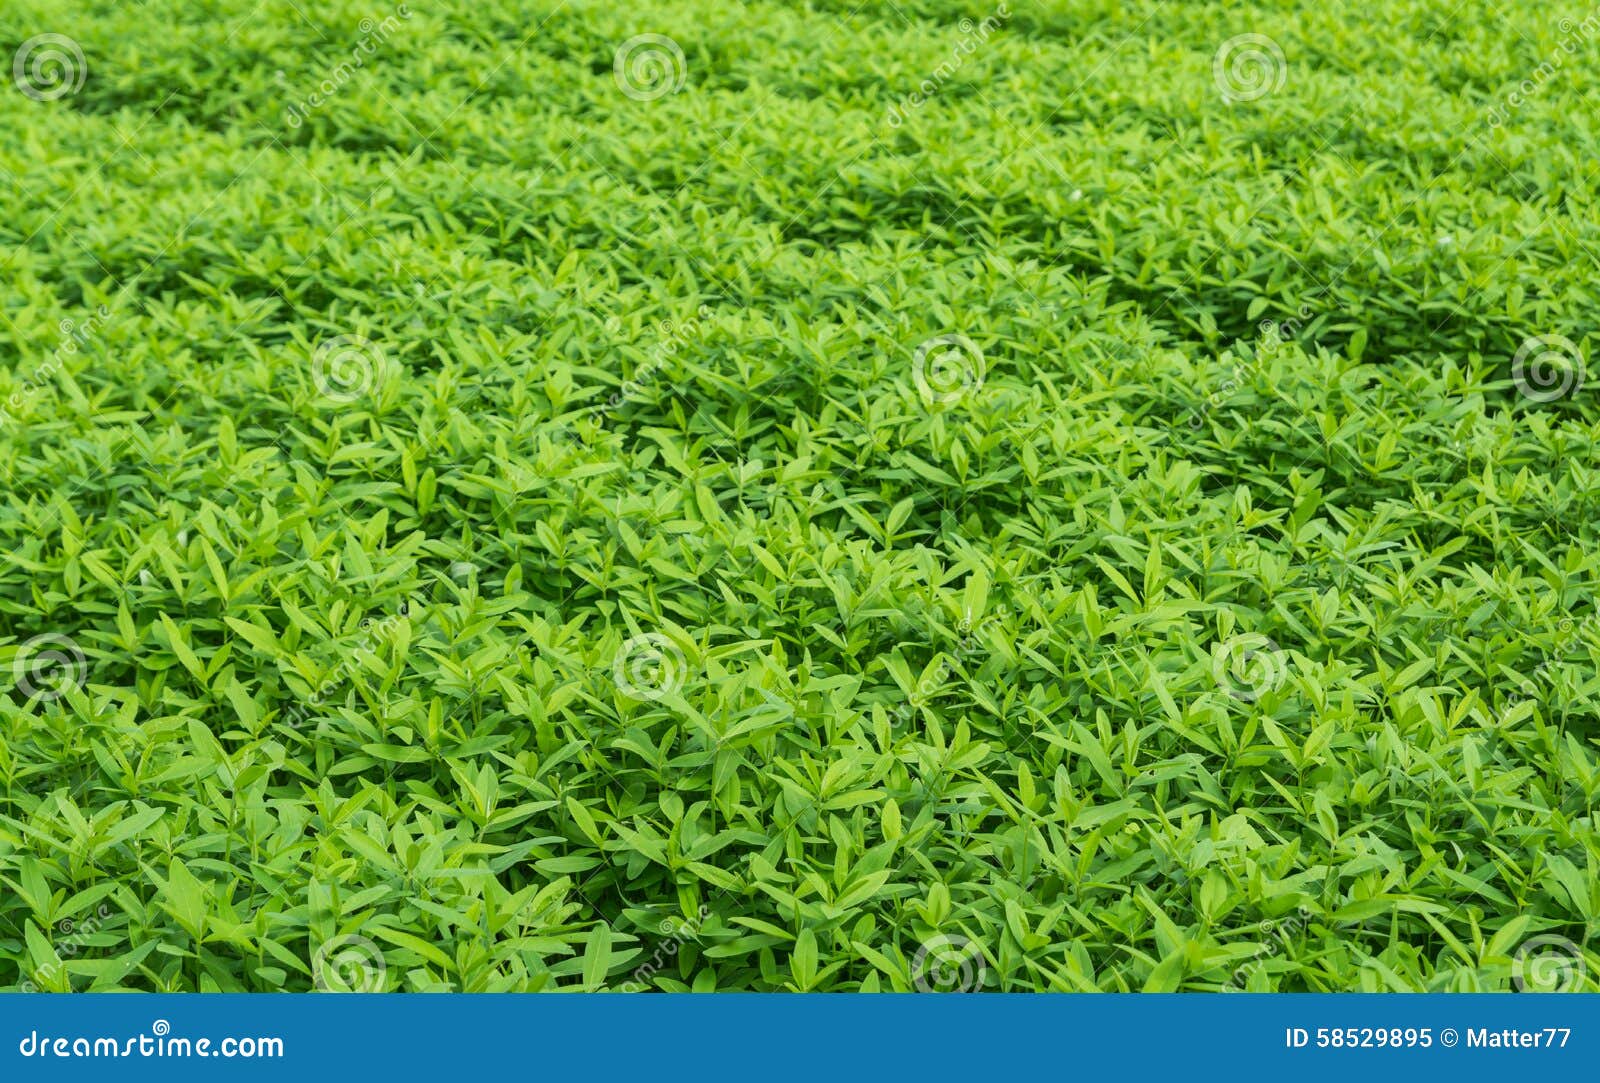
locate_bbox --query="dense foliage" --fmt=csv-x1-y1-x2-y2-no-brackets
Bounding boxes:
1,0,1597,992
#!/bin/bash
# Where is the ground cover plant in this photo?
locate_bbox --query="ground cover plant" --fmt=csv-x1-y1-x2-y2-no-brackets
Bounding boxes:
1,0,1598,993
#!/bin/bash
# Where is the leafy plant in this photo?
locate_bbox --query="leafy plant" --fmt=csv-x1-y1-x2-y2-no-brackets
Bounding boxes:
0,0,1596,992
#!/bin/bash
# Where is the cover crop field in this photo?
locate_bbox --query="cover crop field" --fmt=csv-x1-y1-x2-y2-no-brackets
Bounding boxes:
1,0,1598,993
